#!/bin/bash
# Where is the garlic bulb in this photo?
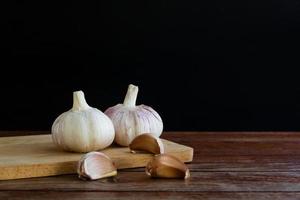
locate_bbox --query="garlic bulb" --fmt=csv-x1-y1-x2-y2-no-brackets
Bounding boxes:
104,84,163,146
52,91,115,153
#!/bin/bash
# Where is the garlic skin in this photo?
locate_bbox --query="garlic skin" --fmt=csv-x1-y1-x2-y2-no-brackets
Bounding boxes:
52,91,115,153
104,84,163,146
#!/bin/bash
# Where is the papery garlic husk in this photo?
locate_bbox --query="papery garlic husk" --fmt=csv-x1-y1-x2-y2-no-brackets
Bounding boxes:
129,133,164,154
146,154,190,179
104,84,163,146
52,91,115,153
77,152,117,180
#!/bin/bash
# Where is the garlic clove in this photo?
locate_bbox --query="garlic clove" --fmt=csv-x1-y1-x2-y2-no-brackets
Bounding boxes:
77,152,117,180
129,133,164,154
145,154,190,179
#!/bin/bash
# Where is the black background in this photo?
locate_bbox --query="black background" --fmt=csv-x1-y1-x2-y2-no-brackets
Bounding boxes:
1,1,300,131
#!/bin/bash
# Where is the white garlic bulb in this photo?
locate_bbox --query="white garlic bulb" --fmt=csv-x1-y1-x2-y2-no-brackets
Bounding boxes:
104,84,163,146
52,91,115,153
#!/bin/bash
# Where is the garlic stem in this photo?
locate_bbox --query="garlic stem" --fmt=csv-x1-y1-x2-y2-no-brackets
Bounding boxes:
72,91,90,111
123,84,139,107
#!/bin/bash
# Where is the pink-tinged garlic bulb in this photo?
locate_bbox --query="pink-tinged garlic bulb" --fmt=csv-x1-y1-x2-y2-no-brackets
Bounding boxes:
104,84,163,146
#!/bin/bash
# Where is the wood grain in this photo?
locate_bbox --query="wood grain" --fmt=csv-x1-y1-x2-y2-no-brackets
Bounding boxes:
1,171,300,192
0,134,193,180
162,132,300,156
0,191,299,200
122,155,300,172
0,131,300,200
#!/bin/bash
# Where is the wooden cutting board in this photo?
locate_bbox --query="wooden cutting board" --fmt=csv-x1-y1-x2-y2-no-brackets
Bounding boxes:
0,134,193,180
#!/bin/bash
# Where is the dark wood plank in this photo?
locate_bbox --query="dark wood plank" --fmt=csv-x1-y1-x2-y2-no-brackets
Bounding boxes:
192,142,300,156
162,132,300,156
162,132,300,142
0,191,300,200
2,131,300,141
1,171,300,192
2,131,300,156
1,131,299,140
122,155,300,172
0,131,49,137
189,155,300,172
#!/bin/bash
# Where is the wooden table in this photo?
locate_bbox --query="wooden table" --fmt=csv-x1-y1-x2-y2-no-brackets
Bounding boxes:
1,131,300,200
